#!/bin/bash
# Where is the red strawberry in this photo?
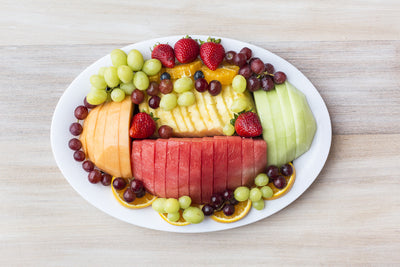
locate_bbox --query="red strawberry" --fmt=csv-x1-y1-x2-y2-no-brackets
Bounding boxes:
174,36,200,64
152,44,175,68
129,112,157,139
200,38,225,70
234,111,263,137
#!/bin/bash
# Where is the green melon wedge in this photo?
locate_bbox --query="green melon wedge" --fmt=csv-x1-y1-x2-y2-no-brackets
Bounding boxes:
285,82,309,158
266,89,288,166
275,83,296,164
254,90,278,166
298,90,317,151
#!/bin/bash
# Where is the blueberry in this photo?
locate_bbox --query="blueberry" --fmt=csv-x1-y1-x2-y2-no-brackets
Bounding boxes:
194,70,204,80
160,72,171,80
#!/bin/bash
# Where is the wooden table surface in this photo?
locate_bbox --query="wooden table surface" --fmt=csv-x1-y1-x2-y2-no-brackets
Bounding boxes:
1,0,399,266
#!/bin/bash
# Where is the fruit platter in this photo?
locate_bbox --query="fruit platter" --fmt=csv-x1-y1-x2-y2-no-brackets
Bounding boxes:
51,35,331,233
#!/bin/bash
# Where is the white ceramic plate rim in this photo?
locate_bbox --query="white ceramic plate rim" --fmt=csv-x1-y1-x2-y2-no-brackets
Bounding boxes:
51,35,332,233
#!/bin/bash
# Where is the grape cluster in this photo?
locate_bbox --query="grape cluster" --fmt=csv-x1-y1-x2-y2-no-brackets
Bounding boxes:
227,47,287,93
113,178,147,203
202,189,238,216
68,100,112,186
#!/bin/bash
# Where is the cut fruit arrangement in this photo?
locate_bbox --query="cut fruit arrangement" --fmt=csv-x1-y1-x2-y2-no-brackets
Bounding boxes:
67,36,316,226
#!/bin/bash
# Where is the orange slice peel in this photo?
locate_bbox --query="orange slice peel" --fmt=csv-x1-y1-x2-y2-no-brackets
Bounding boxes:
159,209,190,226
111,177,157,209
211,199,251,223
264,162,296,200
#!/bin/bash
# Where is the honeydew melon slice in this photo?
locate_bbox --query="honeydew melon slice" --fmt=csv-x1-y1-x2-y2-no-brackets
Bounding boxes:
254,90,278,165
298,89,317,151
267,89,288,166
275,83,296,164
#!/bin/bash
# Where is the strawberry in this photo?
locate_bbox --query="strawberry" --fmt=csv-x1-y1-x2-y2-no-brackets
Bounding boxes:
200,37,225,71
151,43,175,68
129,112,157,139
174,36,200,64
233,111,263,138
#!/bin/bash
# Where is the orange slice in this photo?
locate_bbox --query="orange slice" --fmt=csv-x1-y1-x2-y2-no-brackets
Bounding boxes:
201,64,239,85
165,60,203,79
148,68,165,83
211,199,251,223
111,177,157,209
159,209,190,226
264,162,296,200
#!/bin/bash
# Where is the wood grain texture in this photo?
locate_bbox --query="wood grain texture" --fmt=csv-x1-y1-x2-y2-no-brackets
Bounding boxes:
1,0,400,266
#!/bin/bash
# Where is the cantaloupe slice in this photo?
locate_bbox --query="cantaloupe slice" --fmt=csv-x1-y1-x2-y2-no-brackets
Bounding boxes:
93,101,109,170
119,96,133,178
85,105,102,163
102,100,121,176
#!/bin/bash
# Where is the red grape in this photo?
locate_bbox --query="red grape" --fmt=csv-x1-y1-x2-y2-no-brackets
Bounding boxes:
73,150,85,162
130,179,144,193
208,80,222,96
264,63,275,74
158,125,173,139
223,204,235,216
250,58,265,75
68,138,82,151
101,173,112,186
210,193,224,209
266,165,279,179
273,71,287,84
135,188,146,198
82,160,94,172
240,47,252,60
246,77,261,92
225,51,236,64
123,188,136,203
149,95,161,109
223,189,234,201
280,164,293,176
88,169,101,184
69,122,83,136
273,175,287,189
233,53,247,67
195,78,209,92
131,89,144,105
74,105,88,120
238,64,252,79
113,177,127,190
202,204,214,216
147,82,160,96
261,76,274,91
159,79,173,94
84,97,97,109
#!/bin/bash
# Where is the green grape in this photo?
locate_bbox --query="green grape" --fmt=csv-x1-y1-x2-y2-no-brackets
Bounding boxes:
223,124,235,136
177,91,195,106
127,49,144,71
249,188,262,202
182,207,204,224
98,67,107,76
152,198,166,213
230,98,249,113
142,59,162,76
86,89,107,105
255,173,269,187
111,88,125,102
174,77,193,93
160,93,177,111
179,196,192,210
133,71,149,90
252,199,265,210
110,49,127,67
260,186,273,199
234,186,250,202
232,75,247,93
104,66,120,88
164,198,180,213
90,75,107,90
167,212,180,222
117,65,134,83
120,82,136,95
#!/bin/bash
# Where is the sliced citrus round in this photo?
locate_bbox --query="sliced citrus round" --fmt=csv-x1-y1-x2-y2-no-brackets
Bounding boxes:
211,199,251,223
165,60,202,79
111,177,157,209
159,209,190,226
201,64,239,85
148,68,165,82
264,162,296,200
